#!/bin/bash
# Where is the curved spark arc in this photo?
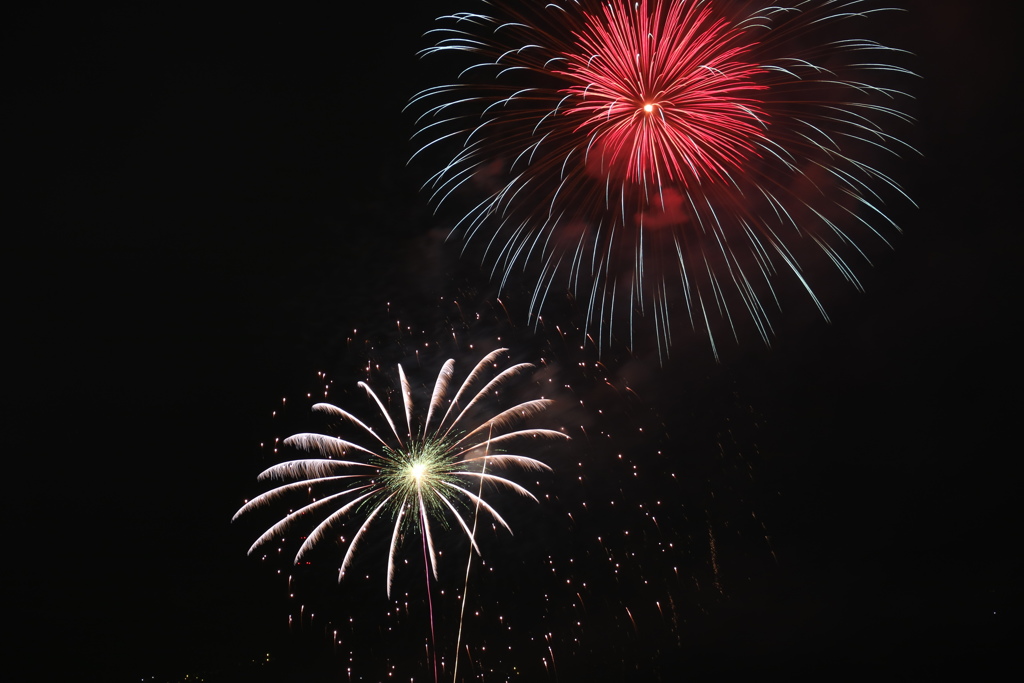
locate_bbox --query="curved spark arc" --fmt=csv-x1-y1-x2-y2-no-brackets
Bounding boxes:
411,0,917,357
234,349,569,598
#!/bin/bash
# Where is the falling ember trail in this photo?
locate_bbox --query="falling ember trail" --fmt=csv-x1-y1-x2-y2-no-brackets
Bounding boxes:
422,507,439,683
709,522,722,594
452,425,492,683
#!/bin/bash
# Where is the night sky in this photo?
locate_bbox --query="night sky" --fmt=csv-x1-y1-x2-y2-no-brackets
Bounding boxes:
5,2,1017,681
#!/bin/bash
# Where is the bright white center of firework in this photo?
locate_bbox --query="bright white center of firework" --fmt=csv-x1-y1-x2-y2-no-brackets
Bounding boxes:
409,462,428,483
642,103,655,114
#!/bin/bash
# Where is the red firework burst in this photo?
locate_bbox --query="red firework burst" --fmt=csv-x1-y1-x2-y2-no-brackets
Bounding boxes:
559,0,769,187
411,0,915,358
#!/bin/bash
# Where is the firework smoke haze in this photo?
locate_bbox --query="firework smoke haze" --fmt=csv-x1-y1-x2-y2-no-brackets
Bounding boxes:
411,0,916,358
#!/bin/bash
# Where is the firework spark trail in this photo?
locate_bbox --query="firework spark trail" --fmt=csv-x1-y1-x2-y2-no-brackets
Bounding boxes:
452,432,489,683
420,505,439,683
411,0,916,358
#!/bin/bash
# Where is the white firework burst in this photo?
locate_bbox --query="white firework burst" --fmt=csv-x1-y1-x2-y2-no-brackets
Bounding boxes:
234,348,568,596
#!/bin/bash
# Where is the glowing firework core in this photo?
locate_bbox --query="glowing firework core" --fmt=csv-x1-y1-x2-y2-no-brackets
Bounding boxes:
379,437,463,506
409,462,427,482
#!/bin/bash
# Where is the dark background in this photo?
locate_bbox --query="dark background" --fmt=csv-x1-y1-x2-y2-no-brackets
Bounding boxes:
5,1,1016,680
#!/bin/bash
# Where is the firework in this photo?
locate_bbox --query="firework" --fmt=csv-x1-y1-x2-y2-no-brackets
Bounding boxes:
233,347,568,597
411,0,916,357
